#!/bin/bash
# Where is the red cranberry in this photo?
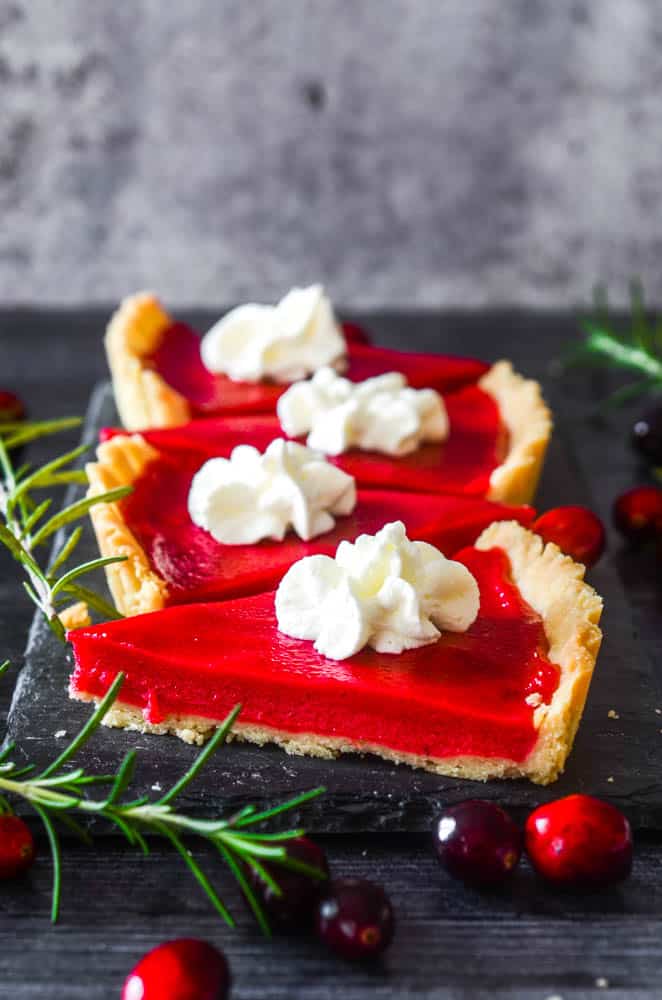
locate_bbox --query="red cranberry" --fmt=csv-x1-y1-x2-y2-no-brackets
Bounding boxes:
433,800,523,886
341,321,372,345
632,405,662,466
316,878,394,960
0,390,26,424
0,814,36,878
525,794,633,888
613,485,662,542
246,835,329,931
121,939,230,1000
532,506,606,567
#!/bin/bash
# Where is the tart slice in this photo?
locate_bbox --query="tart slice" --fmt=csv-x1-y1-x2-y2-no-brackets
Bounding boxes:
106,292,490,429
101,349,550,508
68,521,603,785
86,431,535,616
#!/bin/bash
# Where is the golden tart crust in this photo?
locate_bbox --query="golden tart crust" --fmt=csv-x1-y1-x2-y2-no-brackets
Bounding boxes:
105,293,190,431
86,434,168,617
72,520,603,785
475,521,602,784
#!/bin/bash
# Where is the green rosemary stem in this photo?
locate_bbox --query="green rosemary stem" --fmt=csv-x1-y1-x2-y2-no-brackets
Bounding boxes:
0,676,325,929
583,326,662,382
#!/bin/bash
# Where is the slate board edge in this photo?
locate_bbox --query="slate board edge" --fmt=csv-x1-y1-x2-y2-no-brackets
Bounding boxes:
3,384,106,765
6,381,662,833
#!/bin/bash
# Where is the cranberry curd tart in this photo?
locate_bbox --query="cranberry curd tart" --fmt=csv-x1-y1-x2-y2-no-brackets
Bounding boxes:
69,521,603,785
63,283,603,786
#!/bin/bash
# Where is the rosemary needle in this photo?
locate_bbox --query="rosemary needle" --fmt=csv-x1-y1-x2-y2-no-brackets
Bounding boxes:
0,420,127,636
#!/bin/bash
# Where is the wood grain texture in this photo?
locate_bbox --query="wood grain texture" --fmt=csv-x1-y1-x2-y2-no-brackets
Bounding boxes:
1,309,662,997
3,835,662,999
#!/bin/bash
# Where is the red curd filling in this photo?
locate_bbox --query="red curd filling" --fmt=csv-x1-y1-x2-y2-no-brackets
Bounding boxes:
103,380,506,497
148,321,490,417
122,465,533,602
69,546,559,763
110,426,533,602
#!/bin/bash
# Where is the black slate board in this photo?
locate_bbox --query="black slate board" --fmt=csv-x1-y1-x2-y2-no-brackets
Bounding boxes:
6,381,662,832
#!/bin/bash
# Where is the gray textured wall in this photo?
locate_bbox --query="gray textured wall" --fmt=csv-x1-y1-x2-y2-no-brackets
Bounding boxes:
1,0,661,308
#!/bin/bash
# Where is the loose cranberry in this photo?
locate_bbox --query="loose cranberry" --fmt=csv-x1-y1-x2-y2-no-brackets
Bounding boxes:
341,321,372,345
0,814,36,878
121,939,230,1000
433,800,523,887
532,506,606,567
525,794,633,888
613,485,662,542
0,390,26,425
316,878,394,960
246,835,329,931
632,405,662,466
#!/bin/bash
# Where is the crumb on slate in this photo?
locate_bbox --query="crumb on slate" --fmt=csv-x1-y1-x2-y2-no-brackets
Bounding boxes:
607,776,614,783
54,730,67,739
595,977,609,988
607,709,620,719
151,782,162,792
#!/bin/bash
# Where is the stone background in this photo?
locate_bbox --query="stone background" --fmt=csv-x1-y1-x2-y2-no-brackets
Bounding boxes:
1,0,661,308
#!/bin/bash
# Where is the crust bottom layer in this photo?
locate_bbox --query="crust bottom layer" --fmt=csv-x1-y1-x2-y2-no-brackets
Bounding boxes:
71,691,546,784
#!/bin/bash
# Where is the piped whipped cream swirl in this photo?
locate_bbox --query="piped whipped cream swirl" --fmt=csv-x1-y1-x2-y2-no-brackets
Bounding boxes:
276,521,480,660
187,439,356,545
200,284,347,383
277,367,449,456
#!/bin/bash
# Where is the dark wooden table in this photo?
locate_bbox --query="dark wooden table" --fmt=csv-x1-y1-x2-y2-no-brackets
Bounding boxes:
2,309,661,999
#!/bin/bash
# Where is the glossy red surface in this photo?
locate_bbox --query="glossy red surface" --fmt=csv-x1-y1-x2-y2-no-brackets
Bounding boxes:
148,321,489,417
532,506,606,568
0,389,26,423
0,815,36,879
102,375,506,497
612,485,662,542
113,429,533,602
69,546,559,763
121,938,231,1000
525,794,633,887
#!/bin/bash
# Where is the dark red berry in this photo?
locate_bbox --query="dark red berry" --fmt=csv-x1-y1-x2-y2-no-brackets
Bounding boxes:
316,878,394,960
0,390,26,424
246,835,329,931
121,939,230,1000
433,800,522,886
613,485,662,543
341,321,372,346
632,406,662,466
525,794,633,888
0,814,36,878
532,506,606,567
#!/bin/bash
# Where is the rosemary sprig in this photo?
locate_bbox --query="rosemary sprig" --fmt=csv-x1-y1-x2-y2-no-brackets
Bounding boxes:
571,281,662,407
0,419,129,639
0,670,324,931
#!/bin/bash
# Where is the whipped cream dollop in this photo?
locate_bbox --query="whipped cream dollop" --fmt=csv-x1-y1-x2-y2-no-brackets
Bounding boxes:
187,438,356,545
200,284,347,383
277,367,449,456
275,520,479,660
